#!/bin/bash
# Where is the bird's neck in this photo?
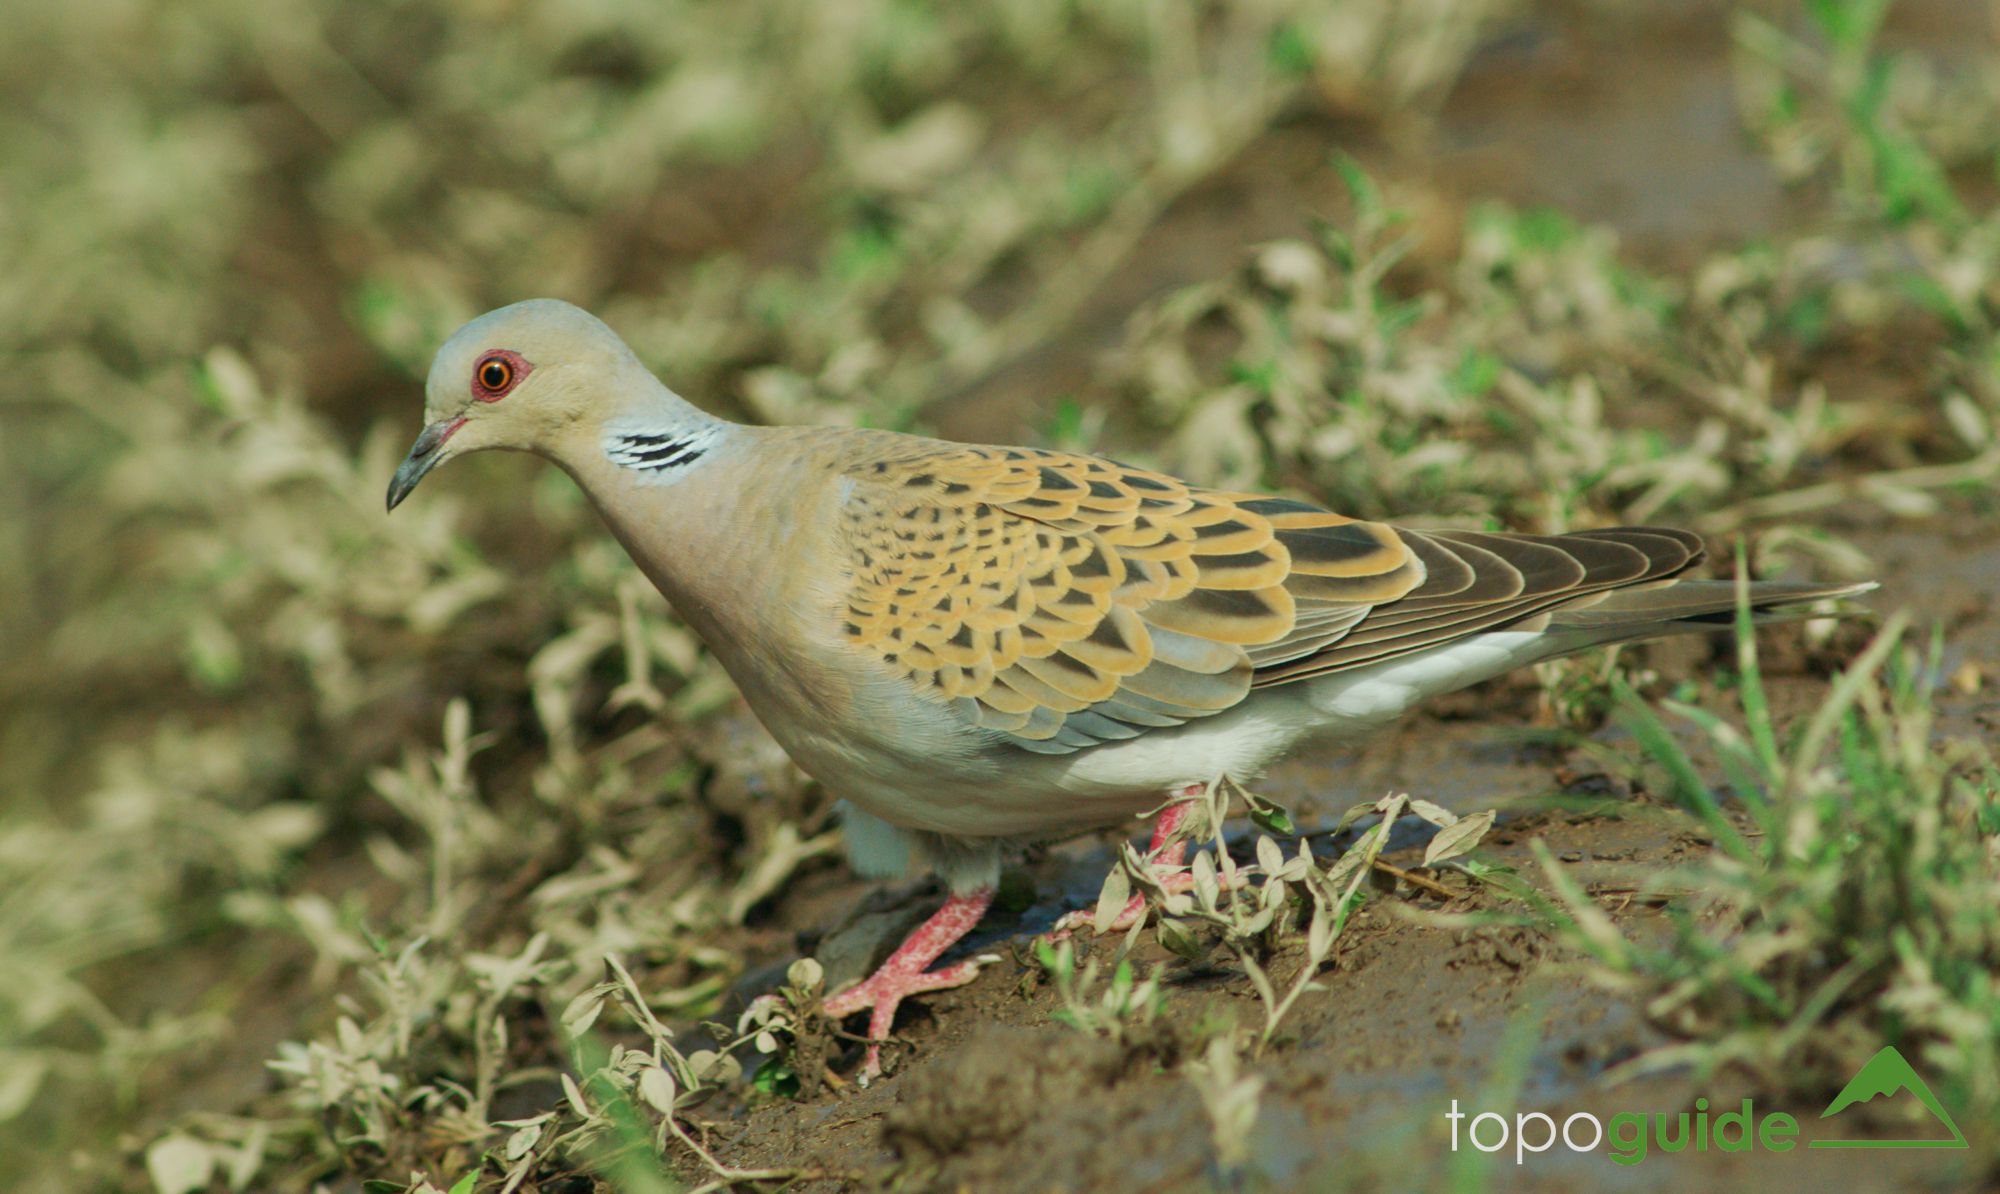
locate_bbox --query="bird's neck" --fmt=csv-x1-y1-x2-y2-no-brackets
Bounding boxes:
549,412,795,647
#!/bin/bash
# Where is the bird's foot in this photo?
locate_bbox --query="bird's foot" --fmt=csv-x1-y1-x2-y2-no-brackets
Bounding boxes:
1045,790,1205,940
820,887,996,1085
1046,868,1198,938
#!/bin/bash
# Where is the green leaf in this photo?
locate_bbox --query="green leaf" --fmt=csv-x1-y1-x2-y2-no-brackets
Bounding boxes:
1729,553,1782,778
1331,152,1382,220
1457,859,1541,905
751,1061,799,1099
1612,680,1753,863
1806,0,1889,52
1245,793,1295,837
1450,349,1502,398
1267,22,1314,77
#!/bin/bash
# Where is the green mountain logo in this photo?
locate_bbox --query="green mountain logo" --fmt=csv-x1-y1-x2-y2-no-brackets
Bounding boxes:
1808,1045,1966,1149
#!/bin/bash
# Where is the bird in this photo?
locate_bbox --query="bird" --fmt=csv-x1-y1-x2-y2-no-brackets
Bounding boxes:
387,298,1873,1082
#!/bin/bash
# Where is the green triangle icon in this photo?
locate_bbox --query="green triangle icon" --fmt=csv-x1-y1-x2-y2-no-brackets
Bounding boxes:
1808,1045,1967,1149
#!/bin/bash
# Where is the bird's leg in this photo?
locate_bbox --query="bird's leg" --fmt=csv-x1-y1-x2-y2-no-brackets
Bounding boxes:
821,886,995,1083
1048,785,1206,939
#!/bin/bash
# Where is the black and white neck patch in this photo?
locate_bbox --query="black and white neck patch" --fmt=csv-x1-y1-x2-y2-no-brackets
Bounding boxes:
603,423,717,480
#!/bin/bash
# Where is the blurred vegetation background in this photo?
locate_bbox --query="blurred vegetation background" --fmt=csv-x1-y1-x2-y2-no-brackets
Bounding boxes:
3,0,1997,1190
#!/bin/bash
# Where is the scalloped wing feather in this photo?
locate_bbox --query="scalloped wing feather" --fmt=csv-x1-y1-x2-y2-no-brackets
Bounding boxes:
837,441,1418,752
833,439,1727,755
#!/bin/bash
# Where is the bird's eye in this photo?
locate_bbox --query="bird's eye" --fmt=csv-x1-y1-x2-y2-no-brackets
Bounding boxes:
470,351,529,400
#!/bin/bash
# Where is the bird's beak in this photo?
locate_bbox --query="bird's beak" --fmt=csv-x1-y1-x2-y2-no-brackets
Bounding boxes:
386,416,466,511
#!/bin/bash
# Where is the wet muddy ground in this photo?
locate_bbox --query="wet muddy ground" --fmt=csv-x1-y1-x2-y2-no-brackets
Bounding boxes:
671,0,2000,1186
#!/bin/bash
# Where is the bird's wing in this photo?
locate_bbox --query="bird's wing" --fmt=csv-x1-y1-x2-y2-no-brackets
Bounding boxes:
835,441,1418,753
834,440,1712,753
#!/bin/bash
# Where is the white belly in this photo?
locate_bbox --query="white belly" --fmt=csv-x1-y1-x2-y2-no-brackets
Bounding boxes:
823,631,1560,841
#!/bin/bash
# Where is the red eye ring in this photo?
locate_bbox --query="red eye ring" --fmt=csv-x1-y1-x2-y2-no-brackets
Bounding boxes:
471,350,530,401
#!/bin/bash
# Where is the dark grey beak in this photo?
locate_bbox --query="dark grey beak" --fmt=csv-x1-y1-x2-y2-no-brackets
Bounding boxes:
386,417,464,511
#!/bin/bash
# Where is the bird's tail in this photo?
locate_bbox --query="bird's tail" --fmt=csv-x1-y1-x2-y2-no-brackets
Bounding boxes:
1545,578,1878,645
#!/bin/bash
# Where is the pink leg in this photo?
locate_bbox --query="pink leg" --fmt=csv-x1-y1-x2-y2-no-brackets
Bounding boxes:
821,887,995,1083
1049,788,1203,939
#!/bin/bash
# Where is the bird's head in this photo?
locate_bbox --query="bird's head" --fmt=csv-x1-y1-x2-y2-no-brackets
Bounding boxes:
386,298,686,510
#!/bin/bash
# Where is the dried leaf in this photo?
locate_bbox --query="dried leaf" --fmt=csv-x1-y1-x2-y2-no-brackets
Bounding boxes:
1424,810,1497,867
1092,862,1133,935
1255,835,1285,875
560,1072,592,1118
1408,798,1458,827
1333,801,1380,834
504,1122,544,1162
786,956,825,993
1192,848,1220,907
146,1135,215,1194
1306,894,1335,962
637,1065,678,1113
0,1054,49,1122
1321,845,1365,887
560,985,613,1039
1119,842,1167,897
1276,838,1315,882
1157,917,1206,961
224,1122,269,1192
688,1049,742,1086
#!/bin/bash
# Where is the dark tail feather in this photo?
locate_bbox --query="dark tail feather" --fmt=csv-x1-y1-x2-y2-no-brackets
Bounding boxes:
1547,579,1878,642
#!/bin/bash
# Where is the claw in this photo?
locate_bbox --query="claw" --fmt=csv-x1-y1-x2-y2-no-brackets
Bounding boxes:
820,888,996,1083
